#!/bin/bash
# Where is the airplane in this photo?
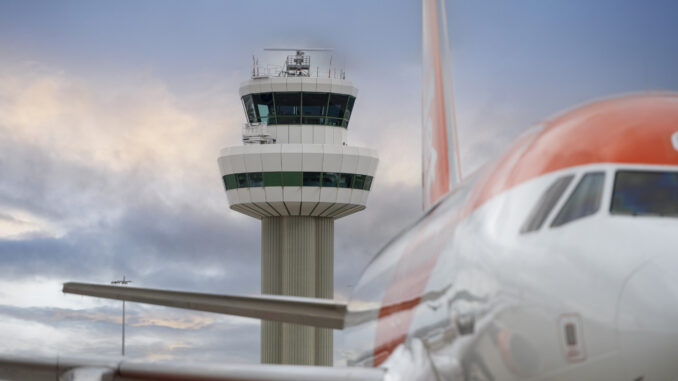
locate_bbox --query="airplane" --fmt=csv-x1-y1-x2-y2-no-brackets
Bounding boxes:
2,0,678,379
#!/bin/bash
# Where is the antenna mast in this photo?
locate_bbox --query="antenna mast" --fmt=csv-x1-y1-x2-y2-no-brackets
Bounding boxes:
263,48,333,77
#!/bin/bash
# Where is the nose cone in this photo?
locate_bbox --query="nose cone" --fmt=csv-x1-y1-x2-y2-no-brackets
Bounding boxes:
617,255,678,380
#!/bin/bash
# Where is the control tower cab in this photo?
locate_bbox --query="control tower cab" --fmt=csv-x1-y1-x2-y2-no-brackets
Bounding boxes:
219,50,378,219
217,50,378,366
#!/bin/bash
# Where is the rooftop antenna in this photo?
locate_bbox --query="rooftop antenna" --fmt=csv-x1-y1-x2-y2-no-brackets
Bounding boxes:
263,48,333,77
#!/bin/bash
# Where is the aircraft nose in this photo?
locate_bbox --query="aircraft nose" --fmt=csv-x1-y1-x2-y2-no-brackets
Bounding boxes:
617,255,678,380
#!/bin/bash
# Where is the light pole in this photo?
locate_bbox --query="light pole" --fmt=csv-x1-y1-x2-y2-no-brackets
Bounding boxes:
111,276,132,356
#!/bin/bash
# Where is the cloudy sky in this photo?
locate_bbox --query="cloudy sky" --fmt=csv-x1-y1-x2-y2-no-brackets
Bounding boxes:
1,0,678,365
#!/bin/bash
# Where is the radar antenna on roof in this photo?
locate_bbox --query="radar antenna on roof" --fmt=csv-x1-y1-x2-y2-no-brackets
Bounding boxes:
263,48,333,77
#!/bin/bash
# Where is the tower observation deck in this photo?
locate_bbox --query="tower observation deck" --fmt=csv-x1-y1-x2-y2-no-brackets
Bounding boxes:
217,50,378,366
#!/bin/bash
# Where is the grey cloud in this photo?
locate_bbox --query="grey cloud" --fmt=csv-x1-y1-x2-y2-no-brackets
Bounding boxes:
0,303,260,362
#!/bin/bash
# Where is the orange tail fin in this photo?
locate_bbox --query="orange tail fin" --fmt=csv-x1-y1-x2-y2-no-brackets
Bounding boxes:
422,0,461,210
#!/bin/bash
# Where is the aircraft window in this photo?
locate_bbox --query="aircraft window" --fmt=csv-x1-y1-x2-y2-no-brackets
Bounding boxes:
611,170,678,217
242,95,256,123
564,323,577,346
520,175,574,233
274,92,301,124
250,93,276,125
551,172,605,227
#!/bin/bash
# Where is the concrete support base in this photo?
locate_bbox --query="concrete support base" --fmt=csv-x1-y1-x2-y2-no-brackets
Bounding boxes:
260,216,334,366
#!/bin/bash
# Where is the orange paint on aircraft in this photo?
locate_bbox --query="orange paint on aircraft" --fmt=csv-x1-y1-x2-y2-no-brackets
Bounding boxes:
467,94,678,213
373,93,678,366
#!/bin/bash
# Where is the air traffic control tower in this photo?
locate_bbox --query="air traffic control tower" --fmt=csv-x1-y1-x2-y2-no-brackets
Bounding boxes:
217,50,378,366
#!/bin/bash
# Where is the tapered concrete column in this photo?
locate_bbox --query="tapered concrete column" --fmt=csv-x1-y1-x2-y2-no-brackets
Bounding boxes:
260,216,334,366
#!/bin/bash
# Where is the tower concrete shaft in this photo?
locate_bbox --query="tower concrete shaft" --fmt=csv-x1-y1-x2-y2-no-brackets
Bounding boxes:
261,216,333,366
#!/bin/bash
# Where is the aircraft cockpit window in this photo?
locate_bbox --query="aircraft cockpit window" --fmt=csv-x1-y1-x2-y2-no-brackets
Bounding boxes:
551,172,605,227
611,170,678,217
520,175,574,233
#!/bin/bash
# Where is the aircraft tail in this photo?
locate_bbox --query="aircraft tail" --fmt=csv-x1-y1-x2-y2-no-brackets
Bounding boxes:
421,0,461,210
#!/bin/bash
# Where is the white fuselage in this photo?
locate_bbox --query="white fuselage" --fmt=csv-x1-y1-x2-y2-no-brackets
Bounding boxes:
346,162,678,381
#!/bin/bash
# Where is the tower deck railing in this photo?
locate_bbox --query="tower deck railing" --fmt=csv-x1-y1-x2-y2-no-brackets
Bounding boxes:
252,64,346,79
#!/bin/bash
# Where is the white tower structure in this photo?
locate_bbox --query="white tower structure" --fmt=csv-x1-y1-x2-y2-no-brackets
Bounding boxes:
217,50,378,366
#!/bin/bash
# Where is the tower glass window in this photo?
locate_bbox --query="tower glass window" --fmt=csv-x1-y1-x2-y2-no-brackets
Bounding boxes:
302,92,329,125
248,172,264,187
353,174,366,190
274,92,302,124
303,172,322,186
242,95,257,123
338,173,354,188
236,173,249,188
242,92,355,128
251,93,276,124
322,172,338,187
345,96,356,120
327,94,348,118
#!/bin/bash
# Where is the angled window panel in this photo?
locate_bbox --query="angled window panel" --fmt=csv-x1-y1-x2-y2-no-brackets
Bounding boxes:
520,175,574,234
225,174,238,190
353,174,366,190
282,172,302,187
251,93,276,125
263,172,282,187
242,95,257,123
551,172,605,227
345,96,356,120
364,176,373,191
327,93,348,118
